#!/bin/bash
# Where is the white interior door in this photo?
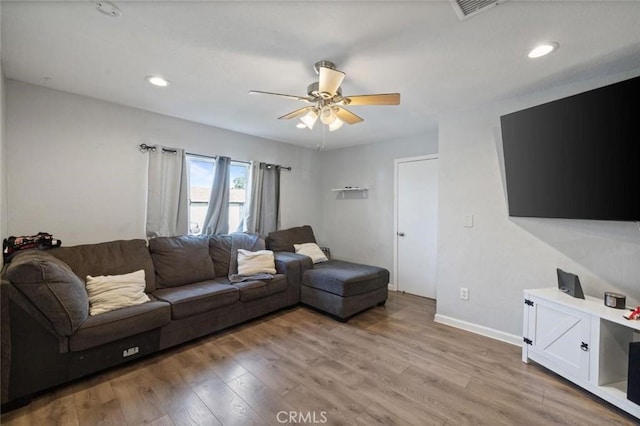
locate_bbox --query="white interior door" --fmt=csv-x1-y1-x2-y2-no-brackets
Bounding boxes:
395,156,438,298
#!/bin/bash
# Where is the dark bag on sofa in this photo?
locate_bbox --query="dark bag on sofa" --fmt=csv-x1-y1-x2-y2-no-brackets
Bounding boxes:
3,232,62,262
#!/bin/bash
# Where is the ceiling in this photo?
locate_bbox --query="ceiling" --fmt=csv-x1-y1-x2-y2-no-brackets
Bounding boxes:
2,1,640,150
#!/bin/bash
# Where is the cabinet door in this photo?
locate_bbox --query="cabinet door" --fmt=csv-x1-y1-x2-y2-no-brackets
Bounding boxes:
529,299,591,381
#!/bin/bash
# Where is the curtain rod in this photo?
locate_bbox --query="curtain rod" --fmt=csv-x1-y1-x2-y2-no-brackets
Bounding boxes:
139,143,177,154
264,163,292,171
186,152,217,160
185,154,291,171
139,144,292,170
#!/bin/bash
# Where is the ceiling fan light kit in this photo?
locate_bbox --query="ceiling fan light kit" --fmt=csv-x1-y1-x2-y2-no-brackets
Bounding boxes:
300,109,318,129
249,60,400,133
329,118,344,132
320,106,338,125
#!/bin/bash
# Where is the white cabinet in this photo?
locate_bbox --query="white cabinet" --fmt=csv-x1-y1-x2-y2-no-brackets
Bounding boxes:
523,288,640,419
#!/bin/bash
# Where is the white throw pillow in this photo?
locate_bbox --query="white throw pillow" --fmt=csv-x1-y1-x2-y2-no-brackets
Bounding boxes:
85,269,150,316
237,249,276,275
294,242,328,264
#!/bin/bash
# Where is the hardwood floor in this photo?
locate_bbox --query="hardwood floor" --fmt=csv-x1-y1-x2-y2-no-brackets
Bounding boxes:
1,292,637,425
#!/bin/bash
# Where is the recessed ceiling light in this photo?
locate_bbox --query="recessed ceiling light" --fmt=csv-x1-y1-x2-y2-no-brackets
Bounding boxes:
528,42,559,59
146,76,170,87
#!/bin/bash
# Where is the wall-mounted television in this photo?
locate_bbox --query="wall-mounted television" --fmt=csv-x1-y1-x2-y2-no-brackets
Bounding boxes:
500,76,640,222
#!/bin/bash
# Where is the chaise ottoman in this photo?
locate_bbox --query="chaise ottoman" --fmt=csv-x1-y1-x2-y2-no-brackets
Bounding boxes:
301,259,389,321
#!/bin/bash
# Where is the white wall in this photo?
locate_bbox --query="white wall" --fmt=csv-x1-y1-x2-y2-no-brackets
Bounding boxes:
5,81,323,245
436,69,640,339
319,134,438,280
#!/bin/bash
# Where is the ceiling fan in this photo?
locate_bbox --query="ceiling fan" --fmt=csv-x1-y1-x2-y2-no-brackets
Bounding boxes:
249,60,400,132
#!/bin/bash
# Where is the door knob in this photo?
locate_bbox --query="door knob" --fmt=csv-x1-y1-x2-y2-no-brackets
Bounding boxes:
397,232,405,237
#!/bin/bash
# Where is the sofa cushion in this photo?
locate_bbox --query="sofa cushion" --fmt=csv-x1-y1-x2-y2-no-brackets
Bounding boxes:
266,225,316,253
232,274,287,302
209,234,232,278
303,260,389,297
68,300,171,352
149,235,216,288
5,250,89,336
153,281,239,319
85,270,150,316
49,239,157,292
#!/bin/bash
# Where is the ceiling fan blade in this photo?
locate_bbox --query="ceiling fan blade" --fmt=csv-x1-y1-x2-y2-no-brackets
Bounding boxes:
248,90,312,102
318,67,346,97
336,107,364,125
278,106,315,120
344,93,401,106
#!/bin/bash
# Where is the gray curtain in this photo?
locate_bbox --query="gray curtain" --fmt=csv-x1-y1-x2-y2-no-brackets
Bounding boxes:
146,147,189,238
245,161,280,236
244,161,262,234
201,156,231,235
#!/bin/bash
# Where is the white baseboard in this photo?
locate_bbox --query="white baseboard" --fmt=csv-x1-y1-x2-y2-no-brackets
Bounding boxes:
388,283,396,291
434,314,521,346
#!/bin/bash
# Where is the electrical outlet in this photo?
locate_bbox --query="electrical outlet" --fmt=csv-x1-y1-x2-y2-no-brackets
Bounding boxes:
460,287,469,301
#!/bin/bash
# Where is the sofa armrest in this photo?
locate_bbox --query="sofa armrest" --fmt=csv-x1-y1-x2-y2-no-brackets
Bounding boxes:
4,250,89,337
274,251,314,276
2,277,72,406
274,252,313,305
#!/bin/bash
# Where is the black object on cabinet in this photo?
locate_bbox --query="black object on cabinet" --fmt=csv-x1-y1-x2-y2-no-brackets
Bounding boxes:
628,342,640,405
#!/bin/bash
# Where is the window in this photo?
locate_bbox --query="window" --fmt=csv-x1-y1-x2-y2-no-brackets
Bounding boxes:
186,155,249,234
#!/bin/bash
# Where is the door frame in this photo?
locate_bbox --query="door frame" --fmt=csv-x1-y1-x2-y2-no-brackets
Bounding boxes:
393,154,439,294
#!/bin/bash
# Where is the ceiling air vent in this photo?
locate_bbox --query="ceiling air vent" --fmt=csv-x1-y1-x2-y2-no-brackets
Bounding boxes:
450,0,506,20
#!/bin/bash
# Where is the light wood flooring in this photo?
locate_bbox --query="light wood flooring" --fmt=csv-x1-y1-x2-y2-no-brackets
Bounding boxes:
1,292,637,425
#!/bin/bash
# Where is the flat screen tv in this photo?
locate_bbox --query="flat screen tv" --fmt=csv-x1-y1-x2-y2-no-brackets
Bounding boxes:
500,76,640,221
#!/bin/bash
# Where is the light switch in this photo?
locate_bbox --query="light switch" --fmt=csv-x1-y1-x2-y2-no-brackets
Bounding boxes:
464,215,474,228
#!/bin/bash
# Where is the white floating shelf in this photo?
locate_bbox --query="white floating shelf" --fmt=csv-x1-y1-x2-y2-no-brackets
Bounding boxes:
331,188,369,198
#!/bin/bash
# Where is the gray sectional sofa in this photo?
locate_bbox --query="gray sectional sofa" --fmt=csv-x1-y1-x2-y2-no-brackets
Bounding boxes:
0,228,387,410
0,234,309,410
